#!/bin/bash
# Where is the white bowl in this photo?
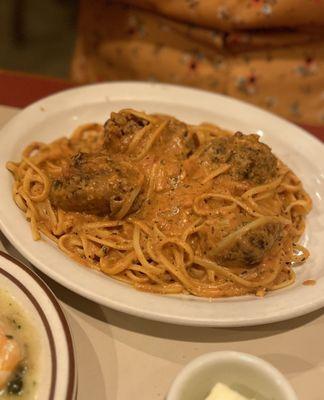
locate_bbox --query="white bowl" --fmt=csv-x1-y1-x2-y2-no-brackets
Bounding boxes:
167,351,298,400
0,251,77,399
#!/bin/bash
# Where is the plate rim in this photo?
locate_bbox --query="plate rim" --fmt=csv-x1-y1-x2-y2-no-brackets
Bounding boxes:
0,251,77,399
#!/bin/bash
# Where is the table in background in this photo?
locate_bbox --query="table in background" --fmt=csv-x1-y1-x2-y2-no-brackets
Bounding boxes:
1,72,324,400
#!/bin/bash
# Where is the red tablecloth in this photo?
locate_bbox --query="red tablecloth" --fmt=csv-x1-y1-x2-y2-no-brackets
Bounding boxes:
0,70,74,108
1,70,323,142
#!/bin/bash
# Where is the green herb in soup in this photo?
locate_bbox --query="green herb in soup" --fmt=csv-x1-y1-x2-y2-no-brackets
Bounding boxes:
0,290,39,399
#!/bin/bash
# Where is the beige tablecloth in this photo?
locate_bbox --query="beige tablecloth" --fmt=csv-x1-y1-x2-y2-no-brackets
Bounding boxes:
1,106,324,400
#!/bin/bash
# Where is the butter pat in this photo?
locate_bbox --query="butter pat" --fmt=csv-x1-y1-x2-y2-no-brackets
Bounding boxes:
205,382,251,400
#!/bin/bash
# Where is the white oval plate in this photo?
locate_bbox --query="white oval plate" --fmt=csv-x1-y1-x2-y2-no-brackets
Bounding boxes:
0,82,323,327
0,251,77,399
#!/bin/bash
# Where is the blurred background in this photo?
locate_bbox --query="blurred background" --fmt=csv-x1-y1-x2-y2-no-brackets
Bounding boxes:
0,0,323,125
0,0,76,77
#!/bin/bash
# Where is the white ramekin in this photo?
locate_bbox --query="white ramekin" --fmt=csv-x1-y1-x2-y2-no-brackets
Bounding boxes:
167,351,298,400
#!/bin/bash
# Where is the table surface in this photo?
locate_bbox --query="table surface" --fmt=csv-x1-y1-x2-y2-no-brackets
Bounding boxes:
1,73,324,400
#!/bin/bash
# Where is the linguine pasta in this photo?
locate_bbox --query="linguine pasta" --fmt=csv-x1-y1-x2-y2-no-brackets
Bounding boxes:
6,109,312,298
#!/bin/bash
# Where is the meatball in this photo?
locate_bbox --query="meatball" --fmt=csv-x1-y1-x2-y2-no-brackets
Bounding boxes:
205,132,278,184
104,110,149,153
160,117,198,159
214,222,283,268
50,152,142,216
104,110,197,159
